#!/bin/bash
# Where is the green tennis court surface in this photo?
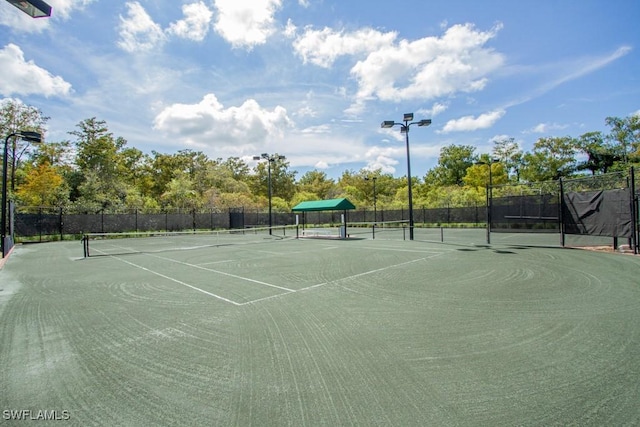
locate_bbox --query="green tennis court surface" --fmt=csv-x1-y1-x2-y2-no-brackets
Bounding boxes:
1,232,639,425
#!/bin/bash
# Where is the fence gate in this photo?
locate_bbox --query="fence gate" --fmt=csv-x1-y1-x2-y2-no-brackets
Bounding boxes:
229,208,245,229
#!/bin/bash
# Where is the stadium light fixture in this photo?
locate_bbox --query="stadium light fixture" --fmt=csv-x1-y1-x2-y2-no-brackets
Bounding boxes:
379,113,432,240
253,153,286,234
2,131,43,258
5,0,52,18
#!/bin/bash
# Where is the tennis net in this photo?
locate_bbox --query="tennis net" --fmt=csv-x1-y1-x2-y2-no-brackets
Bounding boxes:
82,225,299,257
346,220,409,239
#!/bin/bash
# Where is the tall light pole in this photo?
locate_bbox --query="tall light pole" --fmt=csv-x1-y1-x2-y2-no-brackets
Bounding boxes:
5,0,52,18
476,158,498,244
2,131,42,257
381,113,431,240
253,153,285,234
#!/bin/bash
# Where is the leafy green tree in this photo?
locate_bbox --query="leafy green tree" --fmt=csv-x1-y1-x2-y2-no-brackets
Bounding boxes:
424,144,476,187
290,191,320,207
492,137,523,181
252,155,296,202
575,131,619,175
297,170,337,200
15,162,67,207
520,136,577,182
463,161,507,189
69,118,130,209
605,115,640,167
221,157,252,182
161,172,200,210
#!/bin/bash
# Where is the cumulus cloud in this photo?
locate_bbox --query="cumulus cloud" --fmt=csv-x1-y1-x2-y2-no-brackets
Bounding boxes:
441,109,505,133
49,0,95,19
213,0,282,49
524,122,570,134
283,19,297,38
117,2,166,52
417,102,449,118
364,146,401,174
167,2,213,41
351,23,504,107
0,44,72,97
293,27,398,67
293,22,504,113
153,93,293,149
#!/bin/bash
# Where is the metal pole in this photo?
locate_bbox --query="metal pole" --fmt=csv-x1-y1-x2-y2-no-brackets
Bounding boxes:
487,163,492,245
373,177,377,225
1,134,13,257
485,184,490,245
268,159,272,234
559,178,565,247
404,121,414,240
629,166,637,254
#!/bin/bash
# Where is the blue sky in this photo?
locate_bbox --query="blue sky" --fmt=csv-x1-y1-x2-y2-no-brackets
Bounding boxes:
1,0,638,179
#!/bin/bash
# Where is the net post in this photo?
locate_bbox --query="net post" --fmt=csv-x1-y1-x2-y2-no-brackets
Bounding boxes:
82,234,89,258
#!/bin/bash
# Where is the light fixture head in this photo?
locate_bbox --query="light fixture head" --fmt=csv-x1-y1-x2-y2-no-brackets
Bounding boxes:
252,156,261,161
6,0,52,18
403,113,414,122
18,131,42,143
381,121,395,128
417,119,432,127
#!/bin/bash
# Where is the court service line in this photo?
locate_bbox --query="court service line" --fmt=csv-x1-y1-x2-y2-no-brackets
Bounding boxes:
105,254,242,306
149,254,296,292
299,251,447,292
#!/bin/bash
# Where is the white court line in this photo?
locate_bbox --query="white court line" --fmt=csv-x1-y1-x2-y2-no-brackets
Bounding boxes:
298,252,446,292
197,259,234,266
150,254,296,292
92,244,448,306
104,253,242,306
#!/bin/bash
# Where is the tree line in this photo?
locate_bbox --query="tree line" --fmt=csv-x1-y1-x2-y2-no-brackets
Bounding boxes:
1,100,639,213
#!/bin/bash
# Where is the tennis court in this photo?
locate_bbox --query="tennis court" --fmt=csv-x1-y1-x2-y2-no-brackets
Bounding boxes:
1,228,639,425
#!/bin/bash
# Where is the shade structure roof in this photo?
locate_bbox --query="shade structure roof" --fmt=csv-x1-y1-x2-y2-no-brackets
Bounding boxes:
291,198,356,212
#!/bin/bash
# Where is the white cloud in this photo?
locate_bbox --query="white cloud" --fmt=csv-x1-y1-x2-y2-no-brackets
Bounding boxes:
283,19,297,38
298,0,311,7
417,102,449,118
117,2,166,53
525,122,569,134
49,0,95,19
0,44,72,97
293,26,398,68
213,0,282,49
167,2,213,42
364,146,401,174
441,109,505,133
153,94,293,149
350,23,504,108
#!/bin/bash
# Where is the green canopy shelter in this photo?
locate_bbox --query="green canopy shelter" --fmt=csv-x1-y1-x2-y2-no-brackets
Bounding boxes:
292,198,356,238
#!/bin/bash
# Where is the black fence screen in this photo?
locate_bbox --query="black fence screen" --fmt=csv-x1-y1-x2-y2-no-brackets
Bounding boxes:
12,168,638,254
563,189,633,238
491,194,560,233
